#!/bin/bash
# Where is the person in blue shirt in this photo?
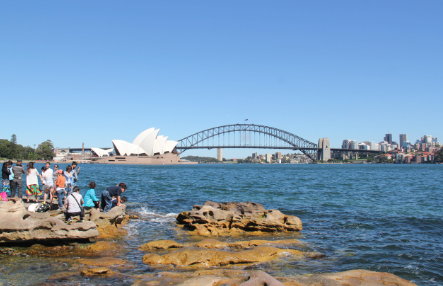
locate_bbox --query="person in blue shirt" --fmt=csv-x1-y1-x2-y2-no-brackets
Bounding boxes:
83,182,99,210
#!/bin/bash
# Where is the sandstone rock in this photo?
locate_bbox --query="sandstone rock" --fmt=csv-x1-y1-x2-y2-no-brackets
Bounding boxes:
80,267,117,277
176,201,302,236
240,271,284,286
278,269,417,286
133,269,416,286
142,246,305,267
47,271,78,280
140,239,184,251
193,238,302,249
0,198,99,243
194,238,229,249
89,206,126,227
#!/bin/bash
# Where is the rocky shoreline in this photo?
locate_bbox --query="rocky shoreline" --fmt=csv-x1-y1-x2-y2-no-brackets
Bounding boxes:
0,200,417,285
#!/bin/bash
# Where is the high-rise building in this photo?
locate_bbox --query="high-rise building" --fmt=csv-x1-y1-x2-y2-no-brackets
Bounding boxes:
266,153,272,163
252,152,258,159
399,134,407,148
422,135,432,144
349,140,358,150
216,148,223,161
275,151,282,159
342,139,351,149
384,134,392,144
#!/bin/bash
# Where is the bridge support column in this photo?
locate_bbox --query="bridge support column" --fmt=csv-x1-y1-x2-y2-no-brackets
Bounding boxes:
217,148,223,161
318,138,331,161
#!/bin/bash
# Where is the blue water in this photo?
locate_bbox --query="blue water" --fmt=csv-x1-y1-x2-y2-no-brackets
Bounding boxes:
1,164,442,285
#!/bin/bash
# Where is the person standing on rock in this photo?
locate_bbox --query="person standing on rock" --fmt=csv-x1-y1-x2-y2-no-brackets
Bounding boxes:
1,162,11,201
64,186,84,223
71,161,80,186
55,169,66,210
64,165,73,195
7,161,14,198
26,162,42,203
100,183,127,212
11,159,25,199
41,162,54,203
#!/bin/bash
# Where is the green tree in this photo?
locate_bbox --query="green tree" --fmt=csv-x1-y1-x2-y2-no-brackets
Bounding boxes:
10,134,17,145
435,148,443,163
36,140,55,160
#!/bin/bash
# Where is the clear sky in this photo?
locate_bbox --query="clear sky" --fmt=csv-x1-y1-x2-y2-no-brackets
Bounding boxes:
1,1,442,158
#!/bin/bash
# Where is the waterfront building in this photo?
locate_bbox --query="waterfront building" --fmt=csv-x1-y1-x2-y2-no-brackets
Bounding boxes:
217,148,223,161
93,128,178,157
421,135,432,146
359,143,370,150
399,134,408,147
275,151,282,159
266,153,272,163
349,140,358,150
384,133,392,144
342,139,351,149
252,152,258,159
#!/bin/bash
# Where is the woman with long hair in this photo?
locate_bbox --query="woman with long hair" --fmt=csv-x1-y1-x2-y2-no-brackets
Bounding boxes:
64,165,73,195
1,162,11,200
26,162,42,203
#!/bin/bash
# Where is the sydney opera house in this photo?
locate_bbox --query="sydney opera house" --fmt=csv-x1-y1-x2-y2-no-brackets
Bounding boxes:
92,128,194,165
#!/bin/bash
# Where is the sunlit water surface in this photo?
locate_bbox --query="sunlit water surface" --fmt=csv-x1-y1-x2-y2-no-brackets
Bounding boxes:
0,164,442,285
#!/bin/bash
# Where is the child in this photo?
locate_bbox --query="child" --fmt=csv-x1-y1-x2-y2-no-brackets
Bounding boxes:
111,196,127,208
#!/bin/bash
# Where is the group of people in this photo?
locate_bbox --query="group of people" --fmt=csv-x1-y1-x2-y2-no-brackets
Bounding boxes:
1,161,128,223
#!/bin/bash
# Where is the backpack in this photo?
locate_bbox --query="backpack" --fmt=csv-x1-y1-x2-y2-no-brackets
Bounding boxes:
0,192,7,201
36,203,50,213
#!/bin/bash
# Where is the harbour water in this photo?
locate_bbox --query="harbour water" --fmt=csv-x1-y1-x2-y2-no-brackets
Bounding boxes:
0,164,442,285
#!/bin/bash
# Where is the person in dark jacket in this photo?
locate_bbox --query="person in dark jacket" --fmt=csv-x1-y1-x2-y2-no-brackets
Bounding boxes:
100,183,127,212
11,160,25,198
2,162,11,196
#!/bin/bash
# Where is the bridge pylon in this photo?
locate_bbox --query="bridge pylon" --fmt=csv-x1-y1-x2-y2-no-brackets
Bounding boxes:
318,138,331,161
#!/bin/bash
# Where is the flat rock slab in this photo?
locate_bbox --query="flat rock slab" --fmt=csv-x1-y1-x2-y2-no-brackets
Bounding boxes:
133,270,416,286
0,199,99,243
142,246,309,267
140,238,303,252
176,201,302,236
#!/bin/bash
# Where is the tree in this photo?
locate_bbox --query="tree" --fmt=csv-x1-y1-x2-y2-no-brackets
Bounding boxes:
435,148,443,163
36,140,55,160
10,134,17,145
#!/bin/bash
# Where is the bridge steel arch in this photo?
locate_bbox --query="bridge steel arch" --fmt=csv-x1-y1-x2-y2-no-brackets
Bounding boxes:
176,124,318,160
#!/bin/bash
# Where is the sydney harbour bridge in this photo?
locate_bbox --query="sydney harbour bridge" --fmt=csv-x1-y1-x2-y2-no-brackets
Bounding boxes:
175,124,381,161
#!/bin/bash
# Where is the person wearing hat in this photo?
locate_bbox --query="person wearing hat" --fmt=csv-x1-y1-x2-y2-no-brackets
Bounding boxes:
55,169,66,210
11,160,25,199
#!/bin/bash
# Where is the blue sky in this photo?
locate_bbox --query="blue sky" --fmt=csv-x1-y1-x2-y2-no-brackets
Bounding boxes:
1,1,442,158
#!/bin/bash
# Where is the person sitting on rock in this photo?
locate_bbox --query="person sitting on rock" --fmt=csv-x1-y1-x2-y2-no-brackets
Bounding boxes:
64,186,84,223
100,183,127,212
83,182,100,211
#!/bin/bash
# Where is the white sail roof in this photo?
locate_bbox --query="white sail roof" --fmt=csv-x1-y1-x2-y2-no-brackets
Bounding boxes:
163,141,178,153
136,128,160,156
112,140,146,156
154,135,168,154
94,127,177,157
91,148,113,157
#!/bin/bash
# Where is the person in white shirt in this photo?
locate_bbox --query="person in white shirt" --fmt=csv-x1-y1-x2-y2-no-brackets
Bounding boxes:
41,162,54,203
26,162,42,203
64,186,84,223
